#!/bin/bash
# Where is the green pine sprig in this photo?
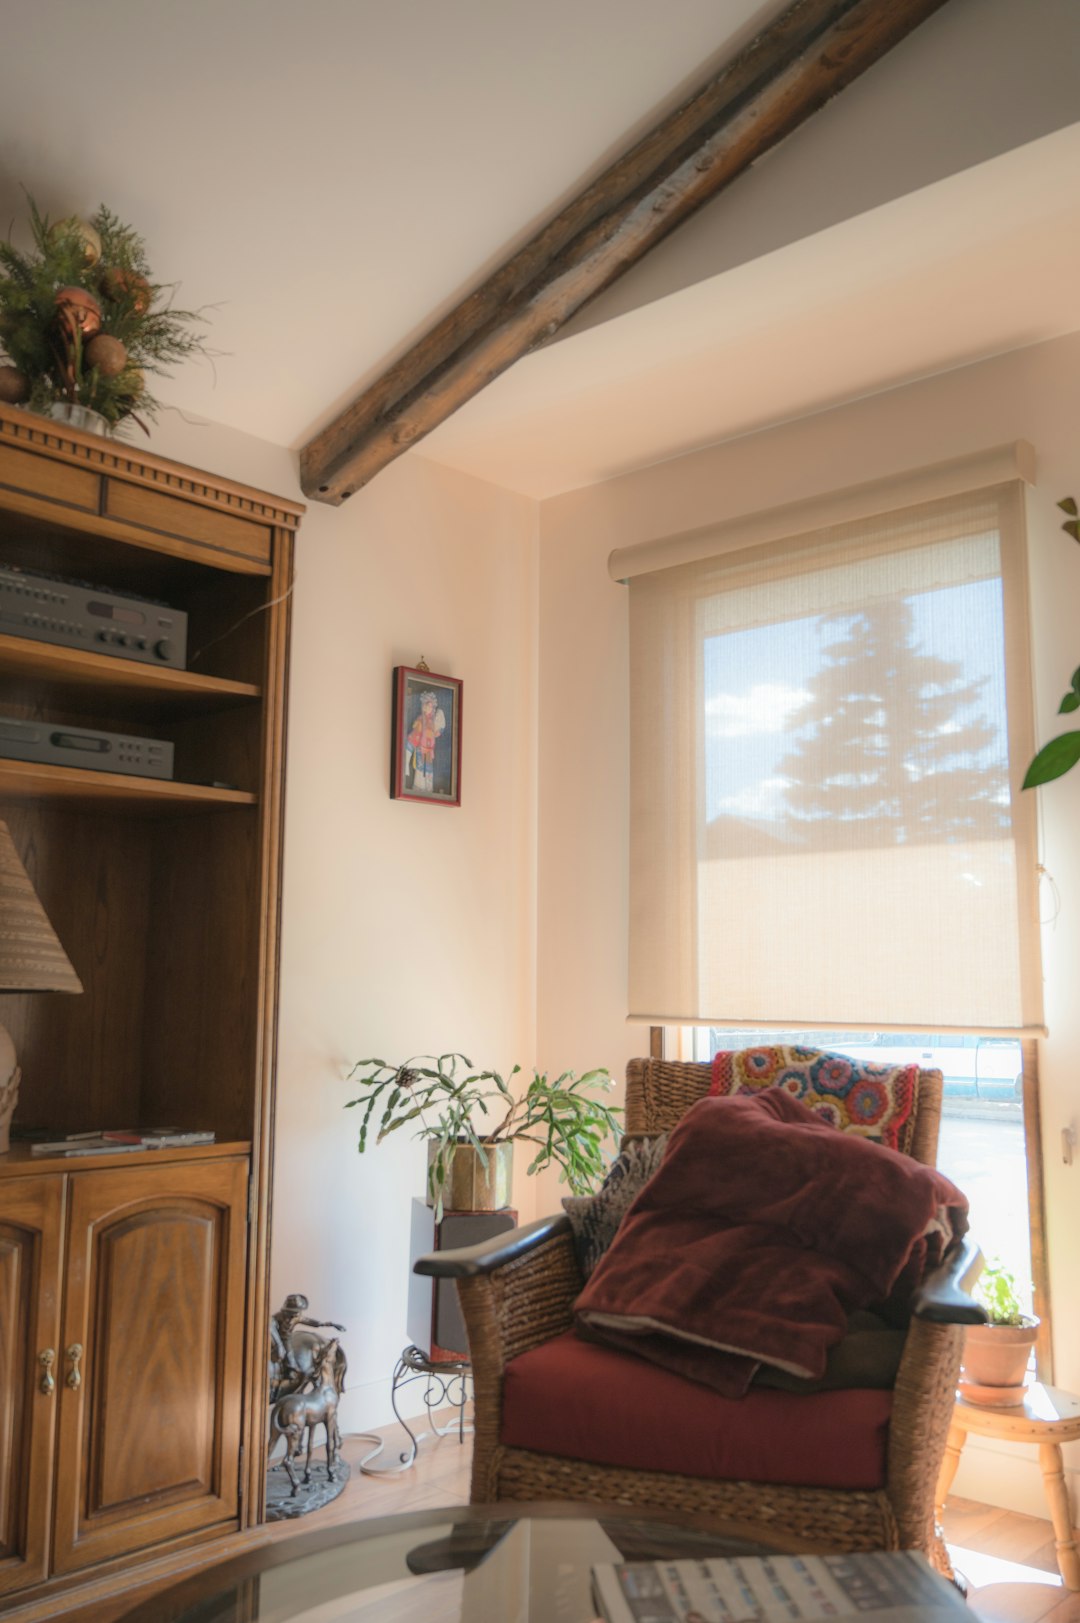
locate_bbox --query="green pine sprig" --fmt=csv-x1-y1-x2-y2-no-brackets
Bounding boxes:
0,193,211,433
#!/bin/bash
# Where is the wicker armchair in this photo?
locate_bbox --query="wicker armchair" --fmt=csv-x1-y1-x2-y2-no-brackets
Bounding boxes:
416,1056,983,1572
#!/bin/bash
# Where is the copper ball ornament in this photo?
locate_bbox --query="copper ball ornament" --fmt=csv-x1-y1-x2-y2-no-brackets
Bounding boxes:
0,366,29,405
100,267,151,315
55,286,102,339
85,334,127,379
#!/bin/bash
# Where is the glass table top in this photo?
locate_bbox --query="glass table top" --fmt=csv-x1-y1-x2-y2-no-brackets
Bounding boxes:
118,1502,789,1623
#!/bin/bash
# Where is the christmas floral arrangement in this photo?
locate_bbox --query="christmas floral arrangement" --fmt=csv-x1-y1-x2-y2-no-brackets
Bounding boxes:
0,196,207,434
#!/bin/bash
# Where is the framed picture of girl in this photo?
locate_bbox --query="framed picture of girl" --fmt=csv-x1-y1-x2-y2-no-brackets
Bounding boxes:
390,665,462,806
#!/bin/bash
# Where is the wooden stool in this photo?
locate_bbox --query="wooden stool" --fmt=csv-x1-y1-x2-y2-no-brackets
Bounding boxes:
936,1383,1080,1590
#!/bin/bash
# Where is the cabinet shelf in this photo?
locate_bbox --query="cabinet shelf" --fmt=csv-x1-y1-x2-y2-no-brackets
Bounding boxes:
0,756,256,812
0,632,260,718
0,1140,252,1177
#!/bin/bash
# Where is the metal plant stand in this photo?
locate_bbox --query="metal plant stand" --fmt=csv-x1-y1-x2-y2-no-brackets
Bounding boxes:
359,1344,473,1476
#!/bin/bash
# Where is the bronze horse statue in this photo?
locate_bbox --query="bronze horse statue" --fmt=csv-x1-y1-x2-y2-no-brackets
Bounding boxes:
269,1293,347,1406
271,1337,342,1495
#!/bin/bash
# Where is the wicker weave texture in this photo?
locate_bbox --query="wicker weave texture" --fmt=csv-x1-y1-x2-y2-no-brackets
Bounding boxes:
886,1317,965,1562
624,1056,943,1166
494,1447,900,1552
460,1230,583,1504
459,1053,960,1566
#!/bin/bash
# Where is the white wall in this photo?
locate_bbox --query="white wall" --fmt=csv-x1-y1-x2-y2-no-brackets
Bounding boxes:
535,333,1080,1514
146,411,539,1433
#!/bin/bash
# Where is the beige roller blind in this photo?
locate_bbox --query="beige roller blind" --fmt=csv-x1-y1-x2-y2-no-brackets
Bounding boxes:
626,474,1044,1035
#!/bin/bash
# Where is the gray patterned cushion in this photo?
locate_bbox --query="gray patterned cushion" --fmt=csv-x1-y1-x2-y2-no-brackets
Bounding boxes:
562,1134,669,1278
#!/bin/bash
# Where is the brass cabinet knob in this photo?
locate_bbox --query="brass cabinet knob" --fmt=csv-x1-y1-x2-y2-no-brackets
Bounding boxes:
66,1343,83,1391
38,1348,55,1396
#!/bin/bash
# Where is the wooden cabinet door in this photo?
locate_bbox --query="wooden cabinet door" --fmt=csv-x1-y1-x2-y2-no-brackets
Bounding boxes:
51,1157,247,1576
0,1175,64,1599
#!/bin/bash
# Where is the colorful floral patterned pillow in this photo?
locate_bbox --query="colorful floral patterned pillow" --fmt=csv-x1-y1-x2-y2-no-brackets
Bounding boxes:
709,1046,917,1151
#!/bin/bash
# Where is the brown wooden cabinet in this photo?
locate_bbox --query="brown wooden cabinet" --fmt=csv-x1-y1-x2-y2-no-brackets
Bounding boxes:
0,1155,247,1595
0,405,302,1610
0,1175,62,1600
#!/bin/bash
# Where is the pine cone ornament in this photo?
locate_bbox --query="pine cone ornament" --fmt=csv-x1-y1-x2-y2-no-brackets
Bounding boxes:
100,266,151,315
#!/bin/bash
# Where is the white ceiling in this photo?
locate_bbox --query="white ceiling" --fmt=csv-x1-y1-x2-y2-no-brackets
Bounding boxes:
421,122,1080,497
3,1,1079,502
0,0,784,450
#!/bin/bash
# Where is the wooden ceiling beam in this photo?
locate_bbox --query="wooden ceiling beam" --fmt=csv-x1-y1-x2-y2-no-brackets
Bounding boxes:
301,0,950,505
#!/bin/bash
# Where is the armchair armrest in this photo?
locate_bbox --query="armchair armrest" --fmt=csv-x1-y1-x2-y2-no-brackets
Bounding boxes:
911,1236,987,1325
413,1212,572,1280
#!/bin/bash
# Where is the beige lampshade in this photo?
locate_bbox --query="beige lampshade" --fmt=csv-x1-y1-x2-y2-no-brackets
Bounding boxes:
0,821,82,993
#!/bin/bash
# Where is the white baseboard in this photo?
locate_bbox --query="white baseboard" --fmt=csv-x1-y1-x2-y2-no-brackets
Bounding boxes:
338,1377,398,1436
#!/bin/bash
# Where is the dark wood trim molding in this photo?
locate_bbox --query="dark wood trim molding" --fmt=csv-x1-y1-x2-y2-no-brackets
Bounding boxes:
0,404,305,529
301,0,950,504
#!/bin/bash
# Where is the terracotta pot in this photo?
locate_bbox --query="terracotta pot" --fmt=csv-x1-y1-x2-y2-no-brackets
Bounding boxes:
960,1317,1039,1398
428,1139,513,1212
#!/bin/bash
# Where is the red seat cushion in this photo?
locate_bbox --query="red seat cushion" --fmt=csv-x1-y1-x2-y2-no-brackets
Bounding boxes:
501,1332,892,1490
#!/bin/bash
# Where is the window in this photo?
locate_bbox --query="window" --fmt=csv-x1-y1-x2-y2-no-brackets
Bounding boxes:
617,449,1043,1037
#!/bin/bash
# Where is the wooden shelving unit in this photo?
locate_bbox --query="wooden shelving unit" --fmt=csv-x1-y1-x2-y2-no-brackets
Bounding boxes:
0,403,303,1609
0,631,261,716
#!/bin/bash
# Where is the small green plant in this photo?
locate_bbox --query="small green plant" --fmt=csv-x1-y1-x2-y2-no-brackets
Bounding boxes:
973,1261,1028,1327
1023,497,1080,790
344,1052,622,1214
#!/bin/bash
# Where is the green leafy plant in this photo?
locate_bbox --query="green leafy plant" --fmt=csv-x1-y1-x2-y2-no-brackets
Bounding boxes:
973,1260,1028,1327
0,194,209,433
344,1052,622,1214
1023,497,1080,789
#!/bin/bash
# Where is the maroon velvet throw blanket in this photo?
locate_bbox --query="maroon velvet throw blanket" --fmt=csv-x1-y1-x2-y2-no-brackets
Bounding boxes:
574,1088,967,1397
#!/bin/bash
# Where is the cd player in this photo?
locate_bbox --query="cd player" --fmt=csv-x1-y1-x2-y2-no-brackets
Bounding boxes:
0,716,174,780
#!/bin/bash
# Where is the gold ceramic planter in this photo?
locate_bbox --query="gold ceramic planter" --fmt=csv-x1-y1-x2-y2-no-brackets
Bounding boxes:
429,1139,513,1212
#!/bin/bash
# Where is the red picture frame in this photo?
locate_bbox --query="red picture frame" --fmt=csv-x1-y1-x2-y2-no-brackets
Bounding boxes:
390,665,462,806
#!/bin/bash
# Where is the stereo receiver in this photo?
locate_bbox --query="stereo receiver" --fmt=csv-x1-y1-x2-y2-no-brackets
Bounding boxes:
0,716,174,780
0,565,187,669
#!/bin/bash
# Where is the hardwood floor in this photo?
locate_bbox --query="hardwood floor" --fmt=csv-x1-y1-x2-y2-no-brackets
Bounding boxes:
943,1493,1080,1622
26,1407,1080,1621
